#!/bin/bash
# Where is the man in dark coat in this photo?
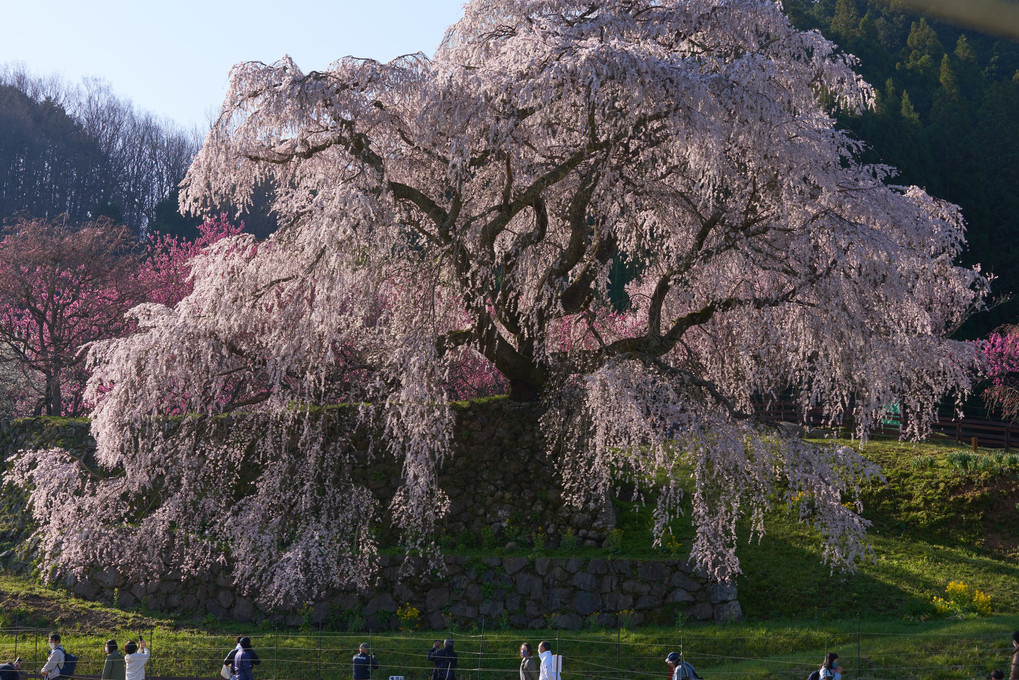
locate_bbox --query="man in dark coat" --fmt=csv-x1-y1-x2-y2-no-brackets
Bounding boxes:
352,644,378,680
428,640,457,680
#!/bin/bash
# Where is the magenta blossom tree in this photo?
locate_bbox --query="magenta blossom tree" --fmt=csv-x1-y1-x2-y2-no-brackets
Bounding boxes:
0,216,241,417
140,214,245,307
0,218,144,416
7,0,987,605
982,326,1019,421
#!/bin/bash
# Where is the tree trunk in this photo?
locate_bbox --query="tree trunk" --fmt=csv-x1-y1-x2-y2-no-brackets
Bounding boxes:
508,378,541,403
44,370,62,416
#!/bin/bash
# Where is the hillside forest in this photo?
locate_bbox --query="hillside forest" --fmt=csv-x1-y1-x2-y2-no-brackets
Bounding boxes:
786,0,1019,338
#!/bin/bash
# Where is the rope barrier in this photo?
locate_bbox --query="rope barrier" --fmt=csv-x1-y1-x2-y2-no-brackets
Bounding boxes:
3,627,1015,680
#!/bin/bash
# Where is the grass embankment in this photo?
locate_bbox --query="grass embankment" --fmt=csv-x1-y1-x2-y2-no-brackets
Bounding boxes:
737,435,1019,621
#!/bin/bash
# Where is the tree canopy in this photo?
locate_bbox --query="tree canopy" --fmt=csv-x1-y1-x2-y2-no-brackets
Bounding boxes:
7,0,989,605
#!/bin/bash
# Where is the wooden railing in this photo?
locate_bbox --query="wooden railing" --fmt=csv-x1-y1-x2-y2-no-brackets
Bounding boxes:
763,401,1018,450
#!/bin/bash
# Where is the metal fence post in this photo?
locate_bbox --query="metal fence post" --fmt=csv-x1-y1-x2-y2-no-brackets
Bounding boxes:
856,620,861,680
479,618,485,680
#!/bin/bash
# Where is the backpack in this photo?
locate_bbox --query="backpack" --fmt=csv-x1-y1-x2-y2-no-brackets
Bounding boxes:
57,647,78,679
676,661,701,680
807,671,820,680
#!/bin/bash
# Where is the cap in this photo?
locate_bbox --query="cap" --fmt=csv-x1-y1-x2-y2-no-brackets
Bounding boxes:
444,639,454,648
665,652,680,665
360,643,370,650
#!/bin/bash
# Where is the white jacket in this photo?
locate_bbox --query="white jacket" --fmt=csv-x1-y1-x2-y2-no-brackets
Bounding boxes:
40,646,64,680
538,651,560,680
125,648,150,680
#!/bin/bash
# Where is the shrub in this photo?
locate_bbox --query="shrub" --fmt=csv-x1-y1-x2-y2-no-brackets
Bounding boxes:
397,602,421,630
931,580,992,617
606,529,625,554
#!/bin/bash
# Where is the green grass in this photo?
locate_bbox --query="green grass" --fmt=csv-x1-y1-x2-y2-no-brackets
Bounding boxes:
735,434,1019,622
1,610,1017,680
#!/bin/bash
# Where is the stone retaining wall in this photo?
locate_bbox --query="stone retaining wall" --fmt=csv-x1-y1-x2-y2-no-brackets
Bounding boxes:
0,401,615,550
71,555,741,628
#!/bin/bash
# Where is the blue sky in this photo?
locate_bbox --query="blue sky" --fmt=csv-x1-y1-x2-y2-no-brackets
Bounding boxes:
0,0,467,130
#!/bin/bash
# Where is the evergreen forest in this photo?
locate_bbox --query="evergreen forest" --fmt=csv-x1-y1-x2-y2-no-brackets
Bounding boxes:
787,0,1019,337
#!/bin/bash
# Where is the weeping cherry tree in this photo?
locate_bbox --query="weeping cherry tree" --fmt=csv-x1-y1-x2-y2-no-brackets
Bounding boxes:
6,0,987,605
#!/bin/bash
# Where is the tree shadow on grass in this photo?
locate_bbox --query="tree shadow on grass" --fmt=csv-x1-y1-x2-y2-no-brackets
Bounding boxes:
736,522,1019,621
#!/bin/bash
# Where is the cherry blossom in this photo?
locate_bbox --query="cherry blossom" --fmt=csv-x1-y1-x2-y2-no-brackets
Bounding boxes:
6,0,987,604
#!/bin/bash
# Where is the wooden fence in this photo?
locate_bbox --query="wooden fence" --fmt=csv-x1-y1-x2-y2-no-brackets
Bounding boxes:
764,401,1018,450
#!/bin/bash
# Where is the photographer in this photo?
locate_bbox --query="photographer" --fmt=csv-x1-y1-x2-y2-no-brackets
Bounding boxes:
0,658,26,680
352,644,378,680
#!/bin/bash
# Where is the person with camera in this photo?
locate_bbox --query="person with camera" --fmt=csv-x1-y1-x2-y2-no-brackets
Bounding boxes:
123,636,150,680
428,639,457,680
0,657,26,680
352,643,378,680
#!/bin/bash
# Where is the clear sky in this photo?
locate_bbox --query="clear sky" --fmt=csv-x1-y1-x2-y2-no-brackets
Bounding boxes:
0,0,467,130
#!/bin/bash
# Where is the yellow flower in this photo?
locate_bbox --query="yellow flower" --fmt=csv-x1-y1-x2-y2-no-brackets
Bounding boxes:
972,590,992,616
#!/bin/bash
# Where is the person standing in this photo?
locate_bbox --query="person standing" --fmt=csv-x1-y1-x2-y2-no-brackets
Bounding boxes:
428,639,457,680
233,640,254,680
124,637,150,680
225,636,260,672
819,652,842,680
102,641,125,680
40,633,65,680
225,637,260,676
353,644,378,680
1010,631,1019,680
519,643,539,680
537,641,559,680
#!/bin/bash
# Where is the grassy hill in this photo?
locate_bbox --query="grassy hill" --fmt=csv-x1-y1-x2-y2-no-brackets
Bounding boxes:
736,434,1019,621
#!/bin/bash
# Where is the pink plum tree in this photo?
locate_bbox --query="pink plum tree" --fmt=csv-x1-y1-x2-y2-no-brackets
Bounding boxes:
7,0,987,604
139,213,245,306
0,218,144,416
0,216,242,417
982,326,1019,421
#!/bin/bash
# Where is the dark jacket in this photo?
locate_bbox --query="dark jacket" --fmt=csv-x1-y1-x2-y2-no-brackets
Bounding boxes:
428,646,457,680
520,656,539,680
225,650,260,669
352,652,378,680
0,663,26,680
102,652,126,680
233,649,254,680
